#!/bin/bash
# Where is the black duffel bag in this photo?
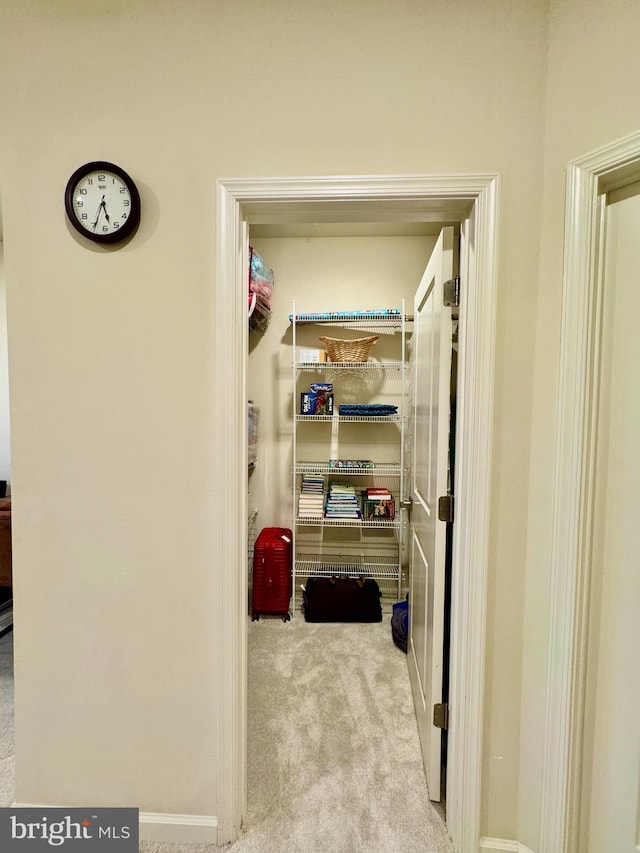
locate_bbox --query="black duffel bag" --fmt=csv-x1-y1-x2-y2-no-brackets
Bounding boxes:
302,576,382,623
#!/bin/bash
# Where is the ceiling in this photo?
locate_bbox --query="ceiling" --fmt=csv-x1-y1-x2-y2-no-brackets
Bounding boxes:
246,193,471,239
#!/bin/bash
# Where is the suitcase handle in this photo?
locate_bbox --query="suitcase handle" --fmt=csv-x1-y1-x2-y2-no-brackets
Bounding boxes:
328,575,366,588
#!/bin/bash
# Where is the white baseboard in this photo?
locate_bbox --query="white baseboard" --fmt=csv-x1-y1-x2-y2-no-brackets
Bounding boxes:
138,812,218,845
13,804,218,846
479,838,537,853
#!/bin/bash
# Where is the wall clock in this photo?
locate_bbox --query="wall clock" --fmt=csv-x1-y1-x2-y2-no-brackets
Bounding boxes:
64,161,141,244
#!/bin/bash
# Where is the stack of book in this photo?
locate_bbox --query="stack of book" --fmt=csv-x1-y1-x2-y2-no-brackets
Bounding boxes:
362,487,396,520
298,476,325,518
324,482,362,520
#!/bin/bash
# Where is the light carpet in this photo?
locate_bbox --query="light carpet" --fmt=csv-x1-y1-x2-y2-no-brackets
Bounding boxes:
0,630,15,810
0,631,15,806
220,616,454,853
0,630,14,758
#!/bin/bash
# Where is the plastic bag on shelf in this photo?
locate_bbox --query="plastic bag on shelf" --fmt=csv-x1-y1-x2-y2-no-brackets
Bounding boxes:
249,246,274,311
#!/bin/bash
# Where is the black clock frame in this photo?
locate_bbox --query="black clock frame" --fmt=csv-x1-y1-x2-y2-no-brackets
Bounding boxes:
64,161,141,244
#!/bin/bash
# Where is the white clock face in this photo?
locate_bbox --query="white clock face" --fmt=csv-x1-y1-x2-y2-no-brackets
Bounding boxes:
71,168,133,237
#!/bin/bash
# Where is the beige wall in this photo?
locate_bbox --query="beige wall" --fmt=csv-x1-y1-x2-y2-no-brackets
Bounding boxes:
0,0,551,842
0,243,9,484
520,0,640,848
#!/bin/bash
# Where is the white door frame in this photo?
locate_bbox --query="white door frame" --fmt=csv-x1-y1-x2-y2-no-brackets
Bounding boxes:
214,174,499,851
540,129,640,852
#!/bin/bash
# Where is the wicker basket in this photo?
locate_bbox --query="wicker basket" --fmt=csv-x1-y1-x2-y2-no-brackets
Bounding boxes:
319,335,378,363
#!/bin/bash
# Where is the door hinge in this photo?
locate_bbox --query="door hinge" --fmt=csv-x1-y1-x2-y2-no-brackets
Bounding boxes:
433,702,449,730
443,276,460,308
438,493,454,523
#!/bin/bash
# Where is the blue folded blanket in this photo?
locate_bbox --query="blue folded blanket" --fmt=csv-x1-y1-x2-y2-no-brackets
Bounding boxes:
338,404,398,416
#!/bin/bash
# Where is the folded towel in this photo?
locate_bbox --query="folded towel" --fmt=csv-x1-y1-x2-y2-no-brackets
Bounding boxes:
338,404,398,416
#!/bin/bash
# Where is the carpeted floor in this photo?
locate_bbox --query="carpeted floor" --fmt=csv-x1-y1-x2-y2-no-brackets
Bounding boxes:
221,616,454,853
0,618,454,853
0,629,15,809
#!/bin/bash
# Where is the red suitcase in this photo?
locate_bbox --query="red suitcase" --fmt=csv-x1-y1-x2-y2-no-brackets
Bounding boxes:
251,527,293,621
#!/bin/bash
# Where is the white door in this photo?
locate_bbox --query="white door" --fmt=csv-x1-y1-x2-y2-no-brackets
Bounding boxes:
579,191,640,852
407,227,454,801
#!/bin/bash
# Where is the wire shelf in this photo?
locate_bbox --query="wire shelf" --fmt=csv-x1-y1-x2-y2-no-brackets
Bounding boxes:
295,414,403,424
295,461,403,477
296,360,404,371
296,516,401,529
289,313,413,335
294,555,401,580
291,300,408,607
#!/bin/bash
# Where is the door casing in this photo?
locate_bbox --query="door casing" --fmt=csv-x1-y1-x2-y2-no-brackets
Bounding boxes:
541,128,640,852
214,174,499,852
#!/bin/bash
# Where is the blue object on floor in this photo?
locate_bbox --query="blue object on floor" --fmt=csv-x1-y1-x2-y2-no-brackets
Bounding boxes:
391,595,409,653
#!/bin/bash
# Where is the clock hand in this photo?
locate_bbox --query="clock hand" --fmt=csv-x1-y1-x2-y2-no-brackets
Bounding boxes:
92,205,103,230
100,200,110,223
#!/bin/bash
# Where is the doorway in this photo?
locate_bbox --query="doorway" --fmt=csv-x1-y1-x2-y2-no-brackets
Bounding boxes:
577,184,640,852
0,230,11,634
541,129,640,852
214,174,499,852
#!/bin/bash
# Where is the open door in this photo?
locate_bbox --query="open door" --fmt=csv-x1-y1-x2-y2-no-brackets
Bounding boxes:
407,226,455,802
